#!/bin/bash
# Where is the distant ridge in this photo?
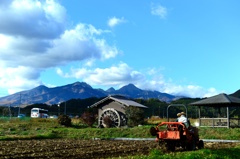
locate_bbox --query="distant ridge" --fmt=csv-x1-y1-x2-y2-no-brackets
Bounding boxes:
0,82,182,106
230,89,240,98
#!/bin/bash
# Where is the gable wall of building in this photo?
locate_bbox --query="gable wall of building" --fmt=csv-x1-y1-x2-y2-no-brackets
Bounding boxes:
98,101,126,117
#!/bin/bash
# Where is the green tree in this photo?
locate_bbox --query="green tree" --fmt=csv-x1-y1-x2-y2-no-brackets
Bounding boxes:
2,107,10,117
134,98,168,118
125,106,145,127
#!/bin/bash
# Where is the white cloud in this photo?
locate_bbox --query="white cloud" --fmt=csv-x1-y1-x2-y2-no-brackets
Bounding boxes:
0,0,120,95
151,4,167,19
57,62,144,86
0,66,42,94
0,0,66,39
42,24,119,67
162,84,219,98
108,17,126,28
0,24,118,68
137,74,219,98
57,63,219,98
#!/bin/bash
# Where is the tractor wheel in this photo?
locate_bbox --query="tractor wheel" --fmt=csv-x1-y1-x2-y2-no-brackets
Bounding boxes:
150,127,157,136
198,140,204,149
186,139,196,151
166,142,175,151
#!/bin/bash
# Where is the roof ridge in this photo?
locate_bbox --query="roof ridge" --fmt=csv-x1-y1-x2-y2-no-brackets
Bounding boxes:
222,93,231,102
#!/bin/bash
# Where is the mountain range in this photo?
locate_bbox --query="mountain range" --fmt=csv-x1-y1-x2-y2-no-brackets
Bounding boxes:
0,82,183,107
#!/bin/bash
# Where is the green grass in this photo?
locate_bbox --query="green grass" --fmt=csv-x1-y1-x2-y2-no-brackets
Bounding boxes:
0,117,60,140
128,146,240,159
199,127,240,140
0,117,240,140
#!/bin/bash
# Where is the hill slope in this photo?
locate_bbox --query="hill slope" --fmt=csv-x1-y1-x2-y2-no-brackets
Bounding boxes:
0,82,181,106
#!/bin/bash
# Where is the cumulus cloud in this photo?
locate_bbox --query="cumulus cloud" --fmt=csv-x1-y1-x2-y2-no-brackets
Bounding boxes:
151,3,167,19
107,17,126,28
57,62,145,86
0,66,42,94
0,0,119,95
57,63,219,98
0,0,66,39
161,84,219,98
38,24,118,68
0,24,118,68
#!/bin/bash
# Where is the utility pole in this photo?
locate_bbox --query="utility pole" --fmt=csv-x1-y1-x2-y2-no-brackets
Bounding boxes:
64,101,66,115
58,102,60,116
9,104,12,119
18,93,21,115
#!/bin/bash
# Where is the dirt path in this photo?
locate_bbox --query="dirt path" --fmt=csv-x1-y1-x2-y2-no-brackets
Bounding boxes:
0,139,239,159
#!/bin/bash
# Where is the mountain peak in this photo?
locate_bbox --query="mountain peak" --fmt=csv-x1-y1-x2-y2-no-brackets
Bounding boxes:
0,82,179,106
126,83,137,87
30,85,49,93
70,82,92,88
106,87,116,93
119,84,141,92
116,84,142,97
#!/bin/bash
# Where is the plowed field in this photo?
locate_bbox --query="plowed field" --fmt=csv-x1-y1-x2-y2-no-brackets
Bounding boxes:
0,139,239,159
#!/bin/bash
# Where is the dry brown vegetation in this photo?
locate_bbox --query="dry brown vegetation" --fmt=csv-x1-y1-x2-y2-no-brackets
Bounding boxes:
0,139,239,159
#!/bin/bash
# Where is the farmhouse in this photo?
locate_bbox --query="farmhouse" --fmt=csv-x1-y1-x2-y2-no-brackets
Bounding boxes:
89,95,147,128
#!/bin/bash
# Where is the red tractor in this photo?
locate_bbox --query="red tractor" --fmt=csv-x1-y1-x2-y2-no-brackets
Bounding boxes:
150,104,204,151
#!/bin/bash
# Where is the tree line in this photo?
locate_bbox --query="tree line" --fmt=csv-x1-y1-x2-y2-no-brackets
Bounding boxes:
0,96,238,118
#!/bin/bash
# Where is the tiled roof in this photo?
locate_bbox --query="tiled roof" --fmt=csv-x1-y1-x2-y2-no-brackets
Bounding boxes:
89,95,148,108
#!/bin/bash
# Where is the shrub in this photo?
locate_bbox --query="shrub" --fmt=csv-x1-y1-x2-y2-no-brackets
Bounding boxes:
57,115,72,127
102,116,113,128
125,106,145,127
80,111,97,127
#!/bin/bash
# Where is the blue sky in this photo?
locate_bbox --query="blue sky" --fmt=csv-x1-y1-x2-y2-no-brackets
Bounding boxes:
0,0,240,98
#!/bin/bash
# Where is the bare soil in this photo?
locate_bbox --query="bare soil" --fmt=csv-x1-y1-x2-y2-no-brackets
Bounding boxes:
0,139,239,159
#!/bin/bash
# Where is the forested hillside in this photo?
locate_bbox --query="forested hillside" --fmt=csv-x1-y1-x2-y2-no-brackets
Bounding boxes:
0,97,200,118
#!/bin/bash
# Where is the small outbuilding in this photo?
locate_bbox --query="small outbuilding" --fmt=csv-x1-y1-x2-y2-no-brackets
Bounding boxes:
89,95,147,128
189,93,240,128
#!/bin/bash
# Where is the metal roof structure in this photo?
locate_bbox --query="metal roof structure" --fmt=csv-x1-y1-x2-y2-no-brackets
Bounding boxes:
189,93,240,107
189,93,240,128
89,95,148,108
